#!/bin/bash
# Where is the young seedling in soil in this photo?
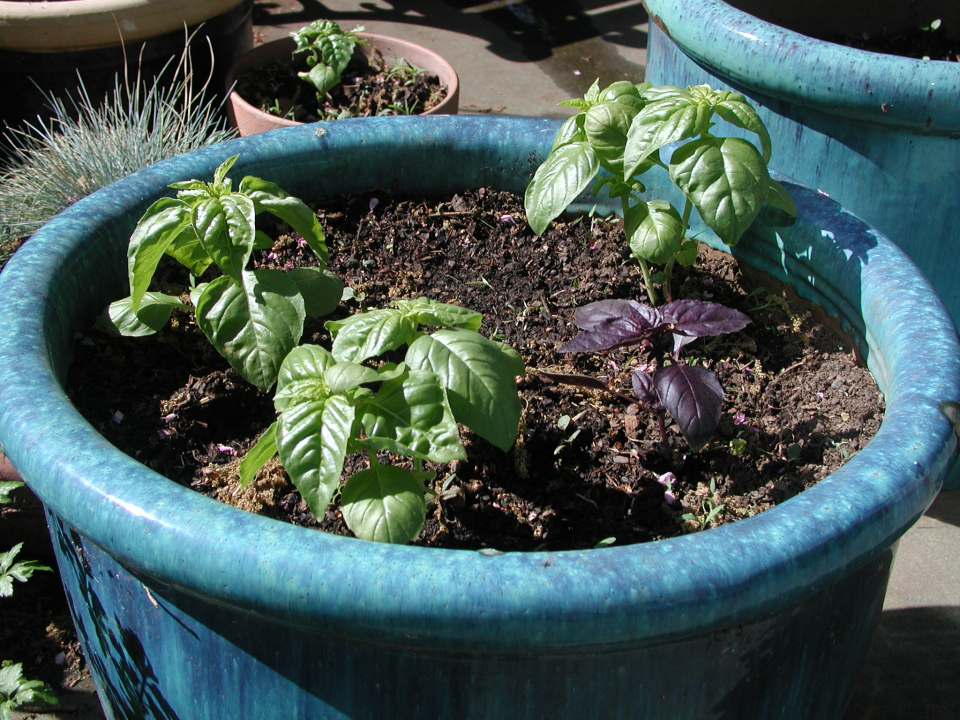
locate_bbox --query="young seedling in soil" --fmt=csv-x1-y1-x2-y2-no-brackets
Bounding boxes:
524,81,797,304
100,154,343,390
236,21,446,122
543,297,750,452
239,297,526,545
291,20,369,104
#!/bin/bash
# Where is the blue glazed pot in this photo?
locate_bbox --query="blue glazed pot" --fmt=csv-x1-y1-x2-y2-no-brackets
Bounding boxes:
0,116,957,720
641,0,960,480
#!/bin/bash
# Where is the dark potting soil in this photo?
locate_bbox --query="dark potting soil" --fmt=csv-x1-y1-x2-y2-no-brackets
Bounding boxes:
822,25,959,61
65,189,883,552
232,46,448,122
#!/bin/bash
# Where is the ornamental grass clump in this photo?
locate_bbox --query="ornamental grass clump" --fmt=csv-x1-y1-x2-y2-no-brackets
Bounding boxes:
0,41,236,269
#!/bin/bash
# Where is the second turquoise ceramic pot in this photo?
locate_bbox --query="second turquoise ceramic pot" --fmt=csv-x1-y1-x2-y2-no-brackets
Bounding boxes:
0,116,958,719
641,0,960,486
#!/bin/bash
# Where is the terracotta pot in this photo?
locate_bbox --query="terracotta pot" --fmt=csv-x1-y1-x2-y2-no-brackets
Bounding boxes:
0,116,958,719
225,33,460,136
0,0,252,132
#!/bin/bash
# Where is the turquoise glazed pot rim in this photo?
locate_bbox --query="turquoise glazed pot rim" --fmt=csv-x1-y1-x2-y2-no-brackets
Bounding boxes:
641,0,960,133
0,116,957,652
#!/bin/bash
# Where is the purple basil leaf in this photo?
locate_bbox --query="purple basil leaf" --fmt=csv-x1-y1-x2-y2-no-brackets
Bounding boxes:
560,299,662,352
661,299,751,338
670,333,698,355
654,364,724,451
631,369,659,406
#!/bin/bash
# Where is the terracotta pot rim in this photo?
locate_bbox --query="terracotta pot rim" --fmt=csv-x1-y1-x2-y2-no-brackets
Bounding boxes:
225,33,460,135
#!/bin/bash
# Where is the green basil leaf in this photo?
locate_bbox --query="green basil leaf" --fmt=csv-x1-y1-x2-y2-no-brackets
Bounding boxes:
127,197,192,311
669,136,769,247
623,95,712,178
278,344,337,395
624,200,684,265
164,225,214,277
323,362,382,393
195,269,305,390
585,102,641,176
360,370,466,463
675,238,700,266
300,63,341,96
277,394,356,518
239,422,278,486
240,176,329,267
714,95,772,162
327,308,420,363
193,194,256,284
341,463,427,544
287,267,343,317
405,328,524,451
524,141,599,236
550,113,586,151
763,177,799,218
393,297,483,331
99,292,188,337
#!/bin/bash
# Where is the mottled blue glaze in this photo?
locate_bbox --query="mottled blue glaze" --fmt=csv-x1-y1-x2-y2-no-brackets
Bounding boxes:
642,0,960,486
0,116,958,719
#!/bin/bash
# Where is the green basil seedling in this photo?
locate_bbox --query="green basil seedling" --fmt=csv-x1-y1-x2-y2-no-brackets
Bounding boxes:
240,297,525,544
290,20,368,103
101,155,343,390
525,81,797,304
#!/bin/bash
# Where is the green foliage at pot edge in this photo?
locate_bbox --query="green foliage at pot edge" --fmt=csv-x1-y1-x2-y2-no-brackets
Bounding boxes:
101,155,343,390
240,298,526,545
525,81,797,304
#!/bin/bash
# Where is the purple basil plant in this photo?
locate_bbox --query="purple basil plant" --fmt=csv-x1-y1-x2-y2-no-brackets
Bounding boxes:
544,297,750,451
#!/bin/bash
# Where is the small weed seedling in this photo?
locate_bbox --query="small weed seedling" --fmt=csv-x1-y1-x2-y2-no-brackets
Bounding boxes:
101,155,343,390
240,297,525,544
543,297,750,451
524,81,797,304
0,481,58,718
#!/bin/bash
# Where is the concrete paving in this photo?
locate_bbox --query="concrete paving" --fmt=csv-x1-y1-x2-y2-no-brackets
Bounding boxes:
13,1,960,717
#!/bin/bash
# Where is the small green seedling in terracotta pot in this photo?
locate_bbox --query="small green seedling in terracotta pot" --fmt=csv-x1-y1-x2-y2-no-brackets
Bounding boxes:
240,297,525,544
291,20,368,105
524,81,797,304
101,154,343,390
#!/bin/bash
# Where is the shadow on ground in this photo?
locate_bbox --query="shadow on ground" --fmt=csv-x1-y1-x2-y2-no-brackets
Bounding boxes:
844,605,960,719
253,0,648,63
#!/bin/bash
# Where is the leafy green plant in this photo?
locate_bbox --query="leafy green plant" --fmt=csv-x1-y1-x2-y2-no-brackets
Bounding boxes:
0,661,58,720
0,37,236,270
101,155,343,390
0,542,51,598
240,297,525,544
524,81,797,304
0,482,57,719
291,20,368,102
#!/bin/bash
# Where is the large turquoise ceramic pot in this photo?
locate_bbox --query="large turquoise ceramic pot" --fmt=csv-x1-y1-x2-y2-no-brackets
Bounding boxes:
0,116,957,720
641,0,960,486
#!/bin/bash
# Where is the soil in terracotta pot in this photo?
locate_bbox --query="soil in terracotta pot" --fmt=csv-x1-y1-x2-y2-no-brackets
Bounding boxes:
233,46,448,122
64,189,884,552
